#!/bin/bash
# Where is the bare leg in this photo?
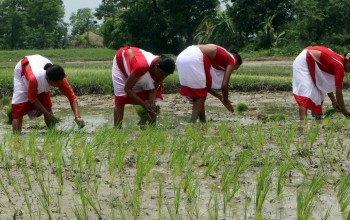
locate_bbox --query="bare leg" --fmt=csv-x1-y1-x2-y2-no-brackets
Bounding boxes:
191,97,206,123
299,106,307,120
114,106,124,128
12,118,23,133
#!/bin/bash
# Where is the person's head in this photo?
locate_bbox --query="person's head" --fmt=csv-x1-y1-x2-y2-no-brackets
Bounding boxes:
44,63,66,87
153,55,175,81
231,49,243,70
344,52,350,73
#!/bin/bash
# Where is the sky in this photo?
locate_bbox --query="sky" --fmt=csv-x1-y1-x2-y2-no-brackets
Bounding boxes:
62,0,102,23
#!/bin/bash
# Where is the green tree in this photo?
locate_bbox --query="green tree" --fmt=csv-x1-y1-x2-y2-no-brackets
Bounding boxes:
95,0,218,53
0,0,27,49
69,8,98,38
24,0,67,49
227,0,294,48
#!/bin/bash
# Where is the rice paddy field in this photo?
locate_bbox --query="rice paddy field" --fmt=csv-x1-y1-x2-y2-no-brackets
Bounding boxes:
1,49,350,219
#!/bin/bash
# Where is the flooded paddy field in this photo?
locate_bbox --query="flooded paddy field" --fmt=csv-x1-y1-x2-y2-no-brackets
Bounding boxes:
1,91,350,219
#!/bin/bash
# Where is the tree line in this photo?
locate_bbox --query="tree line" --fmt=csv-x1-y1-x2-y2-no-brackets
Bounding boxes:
1,0,350,54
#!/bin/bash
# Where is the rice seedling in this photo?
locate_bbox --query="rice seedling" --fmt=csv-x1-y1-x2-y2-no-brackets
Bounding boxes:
73,175,89,220
276,161,292,197
255,159,274,220
207,189,219,220
235,102,249,112
0,174,11,202
297,174,325,220
21,185,33,220
158,178,163,220
337,173,350,212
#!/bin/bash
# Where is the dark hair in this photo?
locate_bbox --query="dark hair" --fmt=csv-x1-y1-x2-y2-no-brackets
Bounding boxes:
44,63,66,82
158,55,175,74
344,52,350,60
230,49,243,65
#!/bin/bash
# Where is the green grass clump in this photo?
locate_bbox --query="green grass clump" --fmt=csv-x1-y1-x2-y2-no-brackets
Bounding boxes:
1,96,11,106
236,102,249,112
4,105,12,124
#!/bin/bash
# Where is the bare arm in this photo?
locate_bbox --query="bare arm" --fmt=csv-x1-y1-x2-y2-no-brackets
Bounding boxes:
335,89,350,116
208,88,234,112
221,64,235,102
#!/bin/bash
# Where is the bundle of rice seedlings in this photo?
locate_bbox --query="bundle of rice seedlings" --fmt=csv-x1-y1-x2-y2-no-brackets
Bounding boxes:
134,105,160,125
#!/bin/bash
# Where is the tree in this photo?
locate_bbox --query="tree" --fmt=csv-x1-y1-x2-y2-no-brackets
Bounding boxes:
0,0,27,49
69,8,98,38
227,0,294,48
24,0,67,49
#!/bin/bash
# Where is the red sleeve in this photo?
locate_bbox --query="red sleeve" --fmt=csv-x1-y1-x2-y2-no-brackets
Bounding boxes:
23,64,39,103
213,46,236,68
59,78,76,102
319,53,344,89
130,48,149,78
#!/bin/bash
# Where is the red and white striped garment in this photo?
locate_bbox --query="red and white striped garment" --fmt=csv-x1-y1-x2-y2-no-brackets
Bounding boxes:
176,45,237,98
112,47,163,106
293,46,345,114
11,55,76,119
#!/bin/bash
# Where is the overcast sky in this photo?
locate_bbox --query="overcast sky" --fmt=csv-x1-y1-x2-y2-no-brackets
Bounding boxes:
62,0,102,23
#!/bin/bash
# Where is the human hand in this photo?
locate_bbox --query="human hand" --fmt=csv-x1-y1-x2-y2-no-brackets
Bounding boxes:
221,98,234,113
47,114,60,128
75,118,85,129
143,100,156,114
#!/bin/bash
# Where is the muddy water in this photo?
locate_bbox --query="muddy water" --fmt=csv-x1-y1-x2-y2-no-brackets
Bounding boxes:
1,91,343,134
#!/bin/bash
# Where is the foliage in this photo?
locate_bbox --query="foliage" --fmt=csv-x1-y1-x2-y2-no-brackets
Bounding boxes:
69,8,98,38
0,0,67,49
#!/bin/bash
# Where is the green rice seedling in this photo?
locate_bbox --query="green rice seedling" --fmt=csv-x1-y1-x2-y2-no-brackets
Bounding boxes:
267,113,287,121
169,142,187,177
218,121,232,146
322,208,331,220
21,185,33,220
174,181,181,214
235,102,249,112
337,173,350,212
114,198,127,220
276,161,292,197
207,189,219,220
0,175,11,202
232,122,244,145
158,178,163,220
55,155,64,195
304,122,320,162
130,187,142,220
21,165,32,190
243,193,252,220
255,159,274,220
221,150,250,212
72,198,87,220
74,176,88,219
297,174,325,220
134,105,160,125
84,187,103,219
4,105,12,124
37,193,52,219
165,201,177,220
